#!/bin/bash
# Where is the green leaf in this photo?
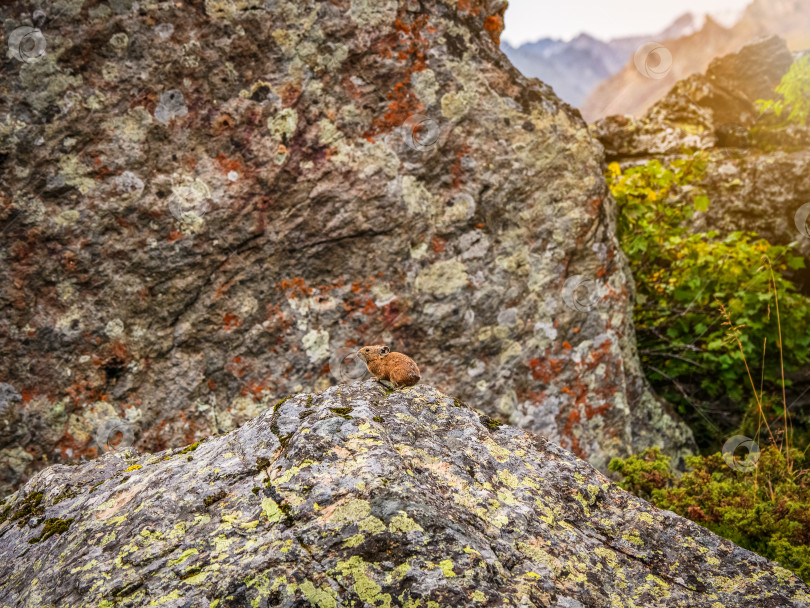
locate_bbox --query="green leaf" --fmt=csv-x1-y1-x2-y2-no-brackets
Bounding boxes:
694,195,710,213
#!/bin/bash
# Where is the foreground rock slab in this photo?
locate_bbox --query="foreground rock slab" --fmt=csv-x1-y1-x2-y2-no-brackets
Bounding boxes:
0,383,806,608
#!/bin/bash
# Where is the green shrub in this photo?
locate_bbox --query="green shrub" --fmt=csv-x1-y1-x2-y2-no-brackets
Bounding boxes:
757,55,810,126
609,446,810,582
607,155,810,444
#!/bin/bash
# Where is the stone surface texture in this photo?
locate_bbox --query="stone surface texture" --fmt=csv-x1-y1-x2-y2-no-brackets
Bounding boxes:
0,382,808,608
0,0,694,495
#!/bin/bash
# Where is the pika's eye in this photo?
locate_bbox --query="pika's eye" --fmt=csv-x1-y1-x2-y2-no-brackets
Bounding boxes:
365,348,370,352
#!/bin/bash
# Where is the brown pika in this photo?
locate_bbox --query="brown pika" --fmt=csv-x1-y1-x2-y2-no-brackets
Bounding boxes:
356,345,421,389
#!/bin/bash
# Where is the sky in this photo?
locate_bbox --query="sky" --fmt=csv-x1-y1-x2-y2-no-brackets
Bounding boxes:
501,0,753,46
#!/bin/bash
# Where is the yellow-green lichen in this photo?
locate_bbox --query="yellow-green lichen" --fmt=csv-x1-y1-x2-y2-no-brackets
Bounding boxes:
438,559,456,577
299,580,338,608
334,556,391,608
168,548,199,567
357,516,386,534
343,534,365,548
261,498,283,523
389,512,423,534
331,498,371,523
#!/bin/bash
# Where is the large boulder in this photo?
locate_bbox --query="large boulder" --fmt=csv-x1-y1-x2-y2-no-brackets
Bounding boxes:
0,382,807,607
0,0,693,495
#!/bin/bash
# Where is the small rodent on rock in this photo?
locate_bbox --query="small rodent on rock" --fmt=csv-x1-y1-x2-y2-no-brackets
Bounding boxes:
356,345,421,389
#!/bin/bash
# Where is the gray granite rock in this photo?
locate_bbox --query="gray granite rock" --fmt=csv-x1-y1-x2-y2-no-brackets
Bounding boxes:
0,382,806,608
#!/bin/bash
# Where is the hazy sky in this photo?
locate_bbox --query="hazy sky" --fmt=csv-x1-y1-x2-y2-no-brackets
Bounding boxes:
501,0,753,46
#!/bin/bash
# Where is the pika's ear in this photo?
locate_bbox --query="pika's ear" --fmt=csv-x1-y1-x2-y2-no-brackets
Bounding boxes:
380,346,390,355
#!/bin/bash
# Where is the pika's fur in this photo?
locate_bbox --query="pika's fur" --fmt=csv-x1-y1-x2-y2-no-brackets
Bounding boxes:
356,345,421,388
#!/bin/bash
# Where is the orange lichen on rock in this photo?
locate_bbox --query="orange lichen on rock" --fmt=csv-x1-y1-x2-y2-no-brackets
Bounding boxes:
361,299,377,315
457,0,505,45
223,313,242,331
216,153,241,174
277,277,315,298
529,356,565,383
366,9,434,137
456,0,481,15
483,15,504,45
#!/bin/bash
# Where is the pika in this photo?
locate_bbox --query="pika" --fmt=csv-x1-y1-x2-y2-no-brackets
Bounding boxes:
356,345,421,389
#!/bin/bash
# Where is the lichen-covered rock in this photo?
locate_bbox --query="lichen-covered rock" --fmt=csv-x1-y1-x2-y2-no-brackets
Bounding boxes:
0,382,806,607
0,0,693,494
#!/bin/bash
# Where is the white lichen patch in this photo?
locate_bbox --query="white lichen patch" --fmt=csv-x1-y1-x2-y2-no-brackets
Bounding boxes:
348,0,398,27
411,69,438,107
402,175,438,218
268,108,298,141
54,209,80,227
104,318,125,339
58,155,95,195
205,0,264,20
302,329,330,363
441,90,476,120
414,260,469,296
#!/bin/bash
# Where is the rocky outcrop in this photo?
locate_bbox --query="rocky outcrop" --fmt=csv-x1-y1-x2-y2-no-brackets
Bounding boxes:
581,0,810,121
0,382,807,608
591,35,810,288
0,0,695,494
591,35,810,434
